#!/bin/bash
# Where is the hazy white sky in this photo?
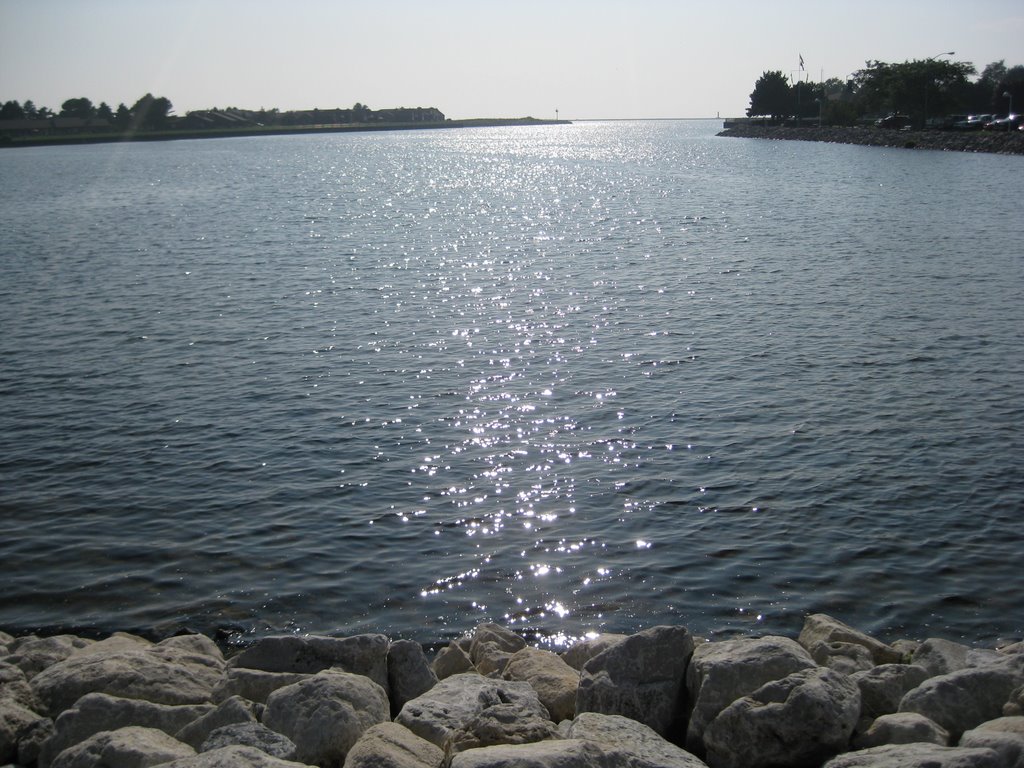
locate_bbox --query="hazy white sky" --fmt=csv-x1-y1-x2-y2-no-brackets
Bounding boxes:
2,0,1021,120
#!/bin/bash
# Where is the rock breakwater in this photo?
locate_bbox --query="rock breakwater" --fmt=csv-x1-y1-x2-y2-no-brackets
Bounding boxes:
1,614,1022,768
718,125,1024,155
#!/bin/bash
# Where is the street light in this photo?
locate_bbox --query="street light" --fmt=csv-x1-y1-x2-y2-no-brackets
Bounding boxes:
1004,91,1013,116
923,51,955,128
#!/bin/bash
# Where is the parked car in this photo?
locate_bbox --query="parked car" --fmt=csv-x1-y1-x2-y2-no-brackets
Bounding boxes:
983,114,1022,131
952,114,993,130
875,113,910,129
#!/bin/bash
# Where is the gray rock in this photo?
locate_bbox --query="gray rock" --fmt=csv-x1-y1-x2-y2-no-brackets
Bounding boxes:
18,715,54,767
853,712,949,748
852,663,931,722
576,625,694,739
469,625,526,676
0,631,13,649
798,613,902,665
344,722,444,768
1006,686,1024,717
0,661,39,712
3,636,95,680
811,641,876,675
892,639,921,661
1001,643,1024,656
444,702,561,757
900,665,1024,738
561,635,628,672
387,640,437,716
503,648,579,723
561,711,710,768
30,646,224,717
153,744,312,767
448,738,609,768
1,699,44,764
912,638,972,677
702,667,861,768
156,636,224,663
49,725,195,768
396,672,549,748
174,696,259,751
200,723,297,761
685,634,817,753
262,669,389,767
959,717,1024,768
39,693,212,768
227,634,390,691
821,742,1001,768
431,643,474,681
211,668,309,704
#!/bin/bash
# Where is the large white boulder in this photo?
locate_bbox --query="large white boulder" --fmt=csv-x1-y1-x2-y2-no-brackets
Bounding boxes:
503,647,580,723
448,739,608,768
851,663,931,723
200,722,297,761
685,635,816,753
959,717,1024,768
576,625,694,739
798,614,902,665
48,725,194,768
821,742,1001,768
154,744,313,767
702,667,860,768
387,640,437,715
443,702,560,757
561,711,710,768
227,634,390,691
899,661,1024,737
396,672,548,748
262,669,389,767
1,698,44,764
344,722,444,768
174,696,259,751
853,712,949,748
561,635,628,672
211,668,309,704
469,624,526,676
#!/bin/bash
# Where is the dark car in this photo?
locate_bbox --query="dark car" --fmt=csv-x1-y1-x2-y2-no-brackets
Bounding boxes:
953,114,993,130
875,113,911,129
984,114,1022,131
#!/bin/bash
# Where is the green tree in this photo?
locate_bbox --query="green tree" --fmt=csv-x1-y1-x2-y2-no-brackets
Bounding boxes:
747,71,792,121
129,93,173,130
1,100,25,119
352,102,371,122
995,65,1024,115
114,103,131,129
96,102,114,121
852,58,975,126
22,99,38,118
60,97,96,118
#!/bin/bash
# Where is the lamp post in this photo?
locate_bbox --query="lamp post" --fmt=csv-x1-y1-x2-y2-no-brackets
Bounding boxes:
1004,91,1013,116
924,51,955,129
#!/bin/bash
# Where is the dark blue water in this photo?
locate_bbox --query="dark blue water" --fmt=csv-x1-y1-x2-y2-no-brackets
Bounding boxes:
1,121,1022,647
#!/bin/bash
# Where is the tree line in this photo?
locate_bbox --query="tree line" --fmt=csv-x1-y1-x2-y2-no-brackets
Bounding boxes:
747,59,1024,127
0,93,174,131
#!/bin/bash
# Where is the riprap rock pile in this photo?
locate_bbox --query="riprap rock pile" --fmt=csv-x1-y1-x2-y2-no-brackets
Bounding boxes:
1,613,1022,768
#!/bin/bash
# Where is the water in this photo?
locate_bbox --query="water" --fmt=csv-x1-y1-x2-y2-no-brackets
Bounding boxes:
1,120,1022,648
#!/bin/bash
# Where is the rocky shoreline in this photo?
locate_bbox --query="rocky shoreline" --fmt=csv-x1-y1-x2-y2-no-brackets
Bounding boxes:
2,614,1023,768
718,124,1024,155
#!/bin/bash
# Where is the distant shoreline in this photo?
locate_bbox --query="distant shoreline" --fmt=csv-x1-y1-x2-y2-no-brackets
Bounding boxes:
0,117,571,148
717,124,1024,155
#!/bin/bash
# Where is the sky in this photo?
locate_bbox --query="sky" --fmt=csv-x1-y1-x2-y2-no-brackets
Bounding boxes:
2,0,1022,120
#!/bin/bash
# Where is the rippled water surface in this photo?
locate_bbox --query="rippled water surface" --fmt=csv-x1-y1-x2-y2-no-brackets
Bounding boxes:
1,121,1022,646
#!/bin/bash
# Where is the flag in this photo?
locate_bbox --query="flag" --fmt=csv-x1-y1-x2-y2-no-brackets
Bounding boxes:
799,54,805,71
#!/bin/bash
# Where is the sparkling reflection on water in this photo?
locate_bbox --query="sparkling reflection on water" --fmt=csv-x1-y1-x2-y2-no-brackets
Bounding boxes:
0,121,1022,646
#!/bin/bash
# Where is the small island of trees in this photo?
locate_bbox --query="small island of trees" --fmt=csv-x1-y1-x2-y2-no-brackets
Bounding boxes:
746,58,1023,128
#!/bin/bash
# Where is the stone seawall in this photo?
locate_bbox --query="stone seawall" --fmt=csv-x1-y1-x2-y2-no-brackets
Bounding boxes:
718,124,1024,155
2,614,1022,768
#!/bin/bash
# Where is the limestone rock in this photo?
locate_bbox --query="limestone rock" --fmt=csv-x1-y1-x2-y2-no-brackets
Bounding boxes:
3,635,95,679
444,702,560,757
175,695,259,751
851,663,931,722
561,634,628,672
798,614,902,666
959,717,1024,768
685,634,817,753
227,634,390,691
0,630,13,649
811,641,876,675
561,711,710,768
503,647,579,723
344,722,444,768
448,738,609,768
0,660,39,711
157,635,224,663
30,646,224,717
1,698,44,764
152,744,313,767
431,643,474,681
576,625,694,739
74,633,153,657
262,669,389,767
39,692,212,768
702,667,861,768
1006,686,1024,717
821,742,1001,768
853,712,949,748
396,672,549,748
387,640,437,715
18,715,54,767
48,725,195,768
899,664,1024,738
469,625,526,677
211,668,309,704
912,638,972,677
200,722,297,761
